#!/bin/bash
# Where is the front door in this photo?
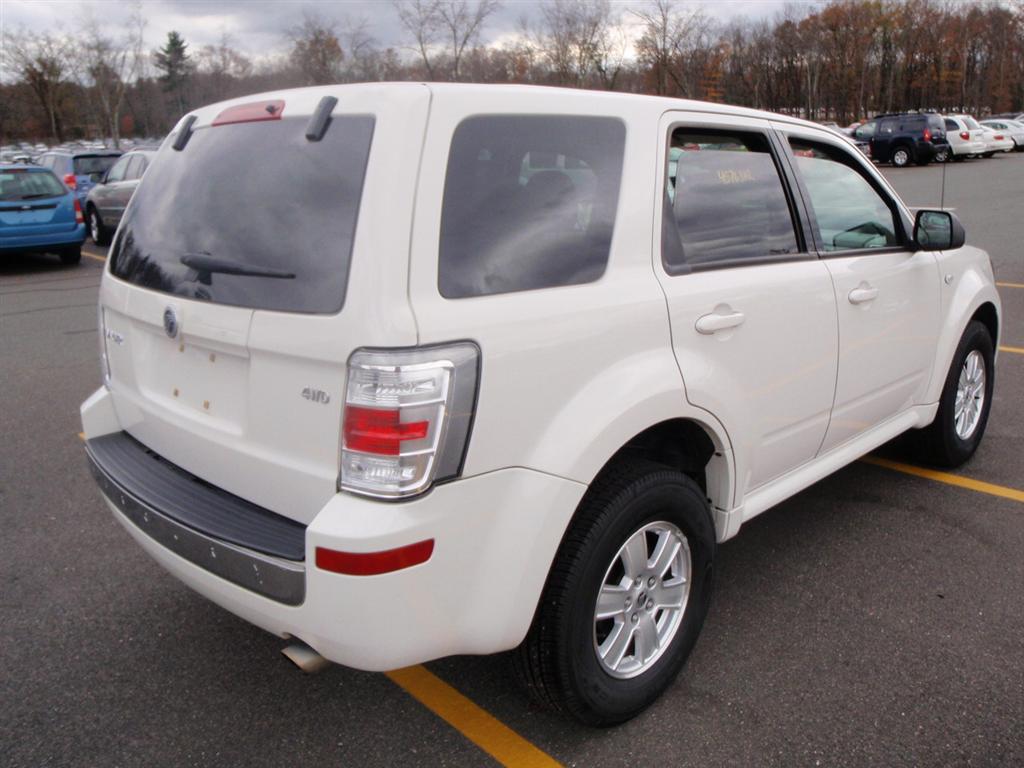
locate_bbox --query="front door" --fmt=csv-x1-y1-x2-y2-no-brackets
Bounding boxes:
655,113,839,496
776,126,940,452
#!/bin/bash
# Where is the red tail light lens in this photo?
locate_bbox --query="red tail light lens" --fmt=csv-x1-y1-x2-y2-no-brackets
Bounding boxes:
994,134,1004,140
960,131,970,140
343,406,429,456
73,198,84,224
63,173,77,190
923,128,932,141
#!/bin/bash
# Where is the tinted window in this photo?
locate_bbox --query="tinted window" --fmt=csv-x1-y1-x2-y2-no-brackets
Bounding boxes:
945,119,959,131
662,129,798,271
928,115,946,132
789,138,899,252
105,156,130,183
854,121,877,140
878,118,897,135
73,155,120,179
439,115,625,298
0,169,66,200
111,115,374,314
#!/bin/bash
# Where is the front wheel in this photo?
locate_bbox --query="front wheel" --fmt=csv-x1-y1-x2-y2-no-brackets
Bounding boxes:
917,321,995,467
513,459,715,726
88,207,110,246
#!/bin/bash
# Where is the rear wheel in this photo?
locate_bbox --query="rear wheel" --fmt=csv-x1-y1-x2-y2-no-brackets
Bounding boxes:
891,146,912,167
59,245,82,266
917,321,995,468
934,147,950,163
88,207,110,246
513,459,715,726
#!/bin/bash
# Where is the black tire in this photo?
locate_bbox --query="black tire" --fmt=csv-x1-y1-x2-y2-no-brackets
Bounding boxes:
982,151,995,158
891,145,912,167
88,206,110,246
513,458,716,726
917,321,995,468
59,245,82,265
934,147,950,163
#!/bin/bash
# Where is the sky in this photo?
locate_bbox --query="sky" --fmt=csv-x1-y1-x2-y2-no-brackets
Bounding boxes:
1,0,798,67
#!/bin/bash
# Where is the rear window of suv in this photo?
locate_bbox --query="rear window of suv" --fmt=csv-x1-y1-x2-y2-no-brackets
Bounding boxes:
110,115,374,314
439,115,626,298
74,155,120,179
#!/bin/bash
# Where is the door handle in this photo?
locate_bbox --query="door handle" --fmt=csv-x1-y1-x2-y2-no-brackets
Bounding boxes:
848,285,879,304
695,310,746,335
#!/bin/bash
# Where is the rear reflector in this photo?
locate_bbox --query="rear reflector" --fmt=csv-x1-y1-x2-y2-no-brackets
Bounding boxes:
213,100,285,126
74,198,83,224
315,540,435,576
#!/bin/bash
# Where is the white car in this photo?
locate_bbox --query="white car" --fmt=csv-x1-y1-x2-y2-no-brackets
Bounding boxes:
943,115,988,159
81,84,1002,726
981,119,1024,151
977,126,1015,155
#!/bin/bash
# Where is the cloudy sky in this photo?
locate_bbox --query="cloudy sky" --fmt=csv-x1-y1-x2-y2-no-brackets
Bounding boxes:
2,0,799,64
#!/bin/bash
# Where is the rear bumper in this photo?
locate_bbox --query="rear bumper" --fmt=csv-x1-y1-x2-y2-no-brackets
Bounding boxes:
81,386,586,670
951,141,987,156
1,224,86,252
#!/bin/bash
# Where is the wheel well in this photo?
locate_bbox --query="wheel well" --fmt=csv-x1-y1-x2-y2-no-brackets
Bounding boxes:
971,302,999,346
603,419,718,500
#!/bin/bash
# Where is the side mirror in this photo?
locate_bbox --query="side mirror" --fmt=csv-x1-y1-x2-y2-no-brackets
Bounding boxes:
914,210,965,250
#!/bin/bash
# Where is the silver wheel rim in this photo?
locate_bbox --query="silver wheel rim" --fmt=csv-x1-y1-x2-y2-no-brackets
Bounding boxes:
954,350,986,440
90,213,99,241
894,149,908,165
593,521,691,679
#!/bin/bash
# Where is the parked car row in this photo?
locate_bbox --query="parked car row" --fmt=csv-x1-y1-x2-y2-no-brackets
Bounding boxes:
839,111,1023,166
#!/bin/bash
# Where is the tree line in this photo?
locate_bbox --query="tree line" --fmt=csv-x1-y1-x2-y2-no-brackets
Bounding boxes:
2,0,1022,146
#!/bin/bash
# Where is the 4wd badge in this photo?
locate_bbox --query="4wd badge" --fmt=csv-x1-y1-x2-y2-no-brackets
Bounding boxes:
302,387,330,405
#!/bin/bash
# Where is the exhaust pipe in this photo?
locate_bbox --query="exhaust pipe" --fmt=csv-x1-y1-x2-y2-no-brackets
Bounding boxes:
282,641,331,674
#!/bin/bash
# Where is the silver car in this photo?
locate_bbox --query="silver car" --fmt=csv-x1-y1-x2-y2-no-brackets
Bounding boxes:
84,150,157,245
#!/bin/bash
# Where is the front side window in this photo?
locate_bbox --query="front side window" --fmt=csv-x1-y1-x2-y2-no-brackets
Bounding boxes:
788,138,900,252
439,115,625,298
662,128,799,272
854,121,877,140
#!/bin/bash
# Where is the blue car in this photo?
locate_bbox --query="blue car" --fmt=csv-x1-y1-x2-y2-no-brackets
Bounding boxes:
36,149,122,210
1,165,87,265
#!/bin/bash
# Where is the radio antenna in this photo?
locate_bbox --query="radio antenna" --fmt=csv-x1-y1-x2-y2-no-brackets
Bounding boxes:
940,154,947,210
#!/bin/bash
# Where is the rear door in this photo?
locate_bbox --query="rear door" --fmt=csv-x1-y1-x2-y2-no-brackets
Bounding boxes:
655,112,838,494
99,85,431,523
776,124,939,452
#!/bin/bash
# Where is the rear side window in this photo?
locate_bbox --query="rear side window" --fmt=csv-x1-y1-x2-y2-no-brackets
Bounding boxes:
439,115,625,298
945,119,959,131
111,115,374,314
662,128,799,272
73,155,119,179
0,169,66,200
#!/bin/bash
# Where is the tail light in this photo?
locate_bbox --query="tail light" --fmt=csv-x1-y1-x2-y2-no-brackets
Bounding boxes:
994,134,1004,140
74,198,84,224
340,343,480,499
63,173,77,190
960,131,970,141
923,128,932,141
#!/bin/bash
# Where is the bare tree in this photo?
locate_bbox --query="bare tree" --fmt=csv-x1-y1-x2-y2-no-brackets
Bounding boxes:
1,29,74,142
535,0,626,89
633,0,711,96
76,4,146,146
434,0,502,80
395,0,441,78
288,13,345,85
339,16,380,82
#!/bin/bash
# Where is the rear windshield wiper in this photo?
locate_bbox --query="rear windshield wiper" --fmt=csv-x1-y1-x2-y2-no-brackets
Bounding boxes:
19,193,57,200
180,253,296,284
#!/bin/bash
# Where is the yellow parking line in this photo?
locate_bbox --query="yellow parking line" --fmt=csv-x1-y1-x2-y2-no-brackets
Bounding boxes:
996,282,1024,289
862,456,1024,503
84,252,106,263
1000,346,1024,355
386,665,562,768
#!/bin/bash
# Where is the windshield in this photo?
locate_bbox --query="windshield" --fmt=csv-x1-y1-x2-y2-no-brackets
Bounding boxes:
0,169,66,201
73,155,120,177
110,114,374,314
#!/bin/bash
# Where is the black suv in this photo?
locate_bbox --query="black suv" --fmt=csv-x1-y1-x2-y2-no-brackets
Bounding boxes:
853,113,950,166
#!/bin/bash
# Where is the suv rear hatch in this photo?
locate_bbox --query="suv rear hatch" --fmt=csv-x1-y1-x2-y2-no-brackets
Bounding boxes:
98,85,429,524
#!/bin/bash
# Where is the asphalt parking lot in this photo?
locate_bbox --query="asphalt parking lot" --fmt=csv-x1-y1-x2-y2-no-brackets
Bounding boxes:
2,152,1022,768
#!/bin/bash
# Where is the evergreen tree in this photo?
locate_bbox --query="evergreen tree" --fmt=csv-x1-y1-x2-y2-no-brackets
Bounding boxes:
153,30,192,117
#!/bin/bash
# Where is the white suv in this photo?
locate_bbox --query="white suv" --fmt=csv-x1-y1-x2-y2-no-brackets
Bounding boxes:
82,84,1001,725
